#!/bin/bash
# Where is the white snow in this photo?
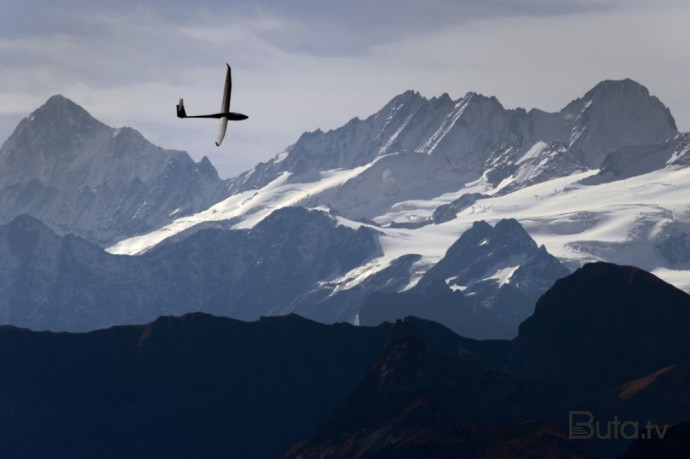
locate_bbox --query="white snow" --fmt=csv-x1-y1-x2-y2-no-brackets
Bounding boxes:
108,157,690,293
667,146,690,165
485,265,519,287
358,166,690,292
379,113,413,154
416,97,471,155
107,162,377,255
273,150,289,164
569,126,586,148
516,141,548,164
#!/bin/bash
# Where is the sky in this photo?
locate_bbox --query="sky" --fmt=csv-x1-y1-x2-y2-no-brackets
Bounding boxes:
2,0,690,179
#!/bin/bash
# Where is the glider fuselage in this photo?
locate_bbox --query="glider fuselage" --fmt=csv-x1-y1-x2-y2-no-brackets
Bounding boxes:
176,110,248,121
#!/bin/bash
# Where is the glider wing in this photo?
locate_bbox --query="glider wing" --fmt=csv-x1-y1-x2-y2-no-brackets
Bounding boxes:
216,64,232,146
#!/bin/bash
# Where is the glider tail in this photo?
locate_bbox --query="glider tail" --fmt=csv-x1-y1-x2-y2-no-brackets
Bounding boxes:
176,99,187,118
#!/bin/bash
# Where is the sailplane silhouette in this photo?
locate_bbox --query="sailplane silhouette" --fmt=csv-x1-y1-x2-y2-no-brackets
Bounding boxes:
176,64,248,146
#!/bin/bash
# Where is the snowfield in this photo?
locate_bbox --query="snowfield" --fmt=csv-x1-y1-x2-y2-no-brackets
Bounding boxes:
108,159,690,293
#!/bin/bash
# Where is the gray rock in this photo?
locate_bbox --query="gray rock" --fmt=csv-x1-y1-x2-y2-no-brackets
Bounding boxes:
0,95,230,245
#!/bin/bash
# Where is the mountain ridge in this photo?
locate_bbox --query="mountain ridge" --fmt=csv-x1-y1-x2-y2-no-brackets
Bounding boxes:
0,208,382,331
0,260,688,457
290,261,690,458
109,77,687,265
227,78,676,198
3,79,690,334
0,94,230,245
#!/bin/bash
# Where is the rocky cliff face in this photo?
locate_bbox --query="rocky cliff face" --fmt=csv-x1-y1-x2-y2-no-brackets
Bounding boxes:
0,95,230,245
556,79,677,168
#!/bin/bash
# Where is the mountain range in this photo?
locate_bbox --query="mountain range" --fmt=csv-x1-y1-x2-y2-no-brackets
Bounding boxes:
1,262,689,458
109,78,690,293
290,263,690,458
0,208,564,339
0,95,230,245
1,78,689,337
2,76,690,456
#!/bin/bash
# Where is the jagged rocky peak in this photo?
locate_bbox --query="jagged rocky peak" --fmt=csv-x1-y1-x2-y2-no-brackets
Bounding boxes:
561,79,678,167
196,155,221,179
417,218,557,292
453,91,508,126
383,89,425,108
0,95,230,245
1,94,220,189
451,218,539,257
563,78,674,122
0,95,109,184
29,94,107,132
232,77,680,206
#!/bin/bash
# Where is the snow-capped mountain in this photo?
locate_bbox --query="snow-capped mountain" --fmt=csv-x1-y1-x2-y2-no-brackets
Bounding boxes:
0,207,558,338
3,85,690,458
0,95,230,245
110,78,690,295
358,219,570,339
1,79,689,334
220,78,675,221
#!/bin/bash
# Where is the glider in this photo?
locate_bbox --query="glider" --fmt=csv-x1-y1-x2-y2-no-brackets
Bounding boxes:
176,63,248,146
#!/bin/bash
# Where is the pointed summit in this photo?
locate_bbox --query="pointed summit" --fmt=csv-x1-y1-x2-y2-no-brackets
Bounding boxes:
28,94,107,134
561,79,677,167
580,79,677,132
41,94,89,113
0,95,111,189
0,95,229,245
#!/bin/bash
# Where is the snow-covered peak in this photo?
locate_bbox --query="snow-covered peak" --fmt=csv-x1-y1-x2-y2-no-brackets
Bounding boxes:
416,218,553,292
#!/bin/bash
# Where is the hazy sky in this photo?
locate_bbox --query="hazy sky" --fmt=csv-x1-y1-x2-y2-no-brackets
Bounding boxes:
2,0,690,178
